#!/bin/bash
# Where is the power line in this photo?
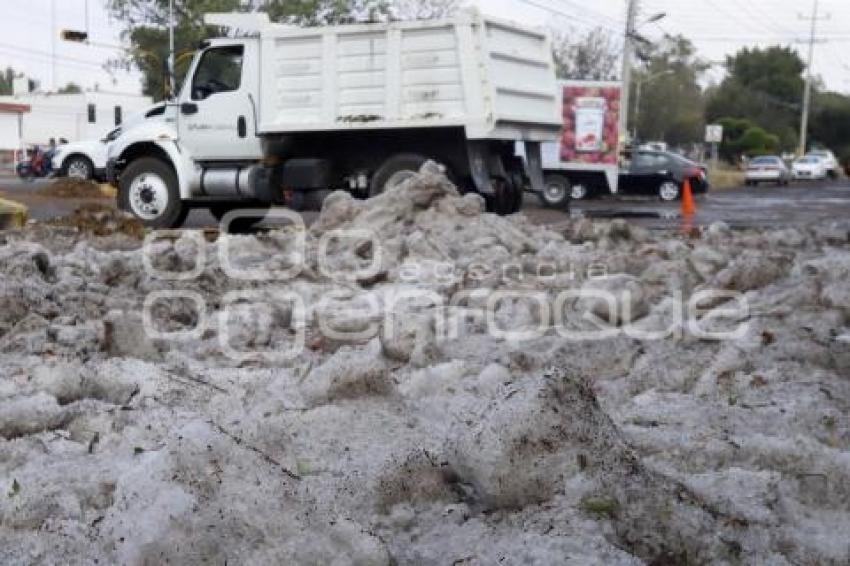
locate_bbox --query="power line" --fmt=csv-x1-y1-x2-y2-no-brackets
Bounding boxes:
0,41,111,68
551,0,624,28
685,34,846,41
515,0,622,33
727,0,797,37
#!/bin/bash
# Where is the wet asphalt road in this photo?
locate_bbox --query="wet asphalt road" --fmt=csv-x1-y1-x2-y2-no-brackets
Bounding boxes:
1,175,849,232
526,179,850,230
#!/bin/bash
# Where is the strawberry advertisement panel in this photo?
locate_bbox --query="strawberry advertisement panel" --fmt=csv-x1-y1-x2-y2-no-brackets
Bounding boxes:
560,82,621,166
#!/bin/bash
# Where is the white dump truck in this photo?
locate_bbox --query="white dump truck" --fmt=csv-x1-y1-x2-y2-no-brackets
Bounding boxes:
107,10,562,227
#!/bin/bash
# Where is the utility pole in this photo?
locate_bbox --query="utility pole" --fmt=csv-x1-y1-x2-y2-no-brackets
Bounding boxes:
168,0,176,98
632,78,642,141
619,0,639,148
799,0,828,156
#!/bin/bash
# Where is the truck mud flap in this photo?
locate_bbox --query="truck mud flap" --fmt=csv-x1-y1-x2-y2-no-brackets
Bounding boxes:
466,140,523,215
466,141,496,196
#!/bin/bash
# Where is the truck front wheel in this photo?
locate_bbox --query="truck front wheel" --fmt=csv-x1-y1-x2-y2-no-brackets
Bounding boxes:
119,157,187,228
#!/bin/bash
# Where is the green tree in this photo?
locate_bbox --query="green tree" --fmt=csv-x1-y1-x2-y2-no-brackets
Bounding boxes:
107,0,462,100
809,90,850,156
716,117,753,162
714,117,780,162
737,126,779,156
0,67,16,95
631,35,708,146
705,46,804,151
390,0,461,19
552,27,619,81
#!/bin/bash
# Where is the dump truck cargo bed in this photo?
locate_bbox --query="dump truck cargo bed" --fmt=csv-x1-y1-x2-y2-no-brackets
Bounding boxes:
255,11,561,141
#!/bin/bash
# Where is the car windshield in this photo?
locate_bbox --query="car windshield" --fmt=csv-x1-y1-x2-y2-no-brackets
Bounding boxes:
634,153,669,168
796,157,819,164
668,153,697,166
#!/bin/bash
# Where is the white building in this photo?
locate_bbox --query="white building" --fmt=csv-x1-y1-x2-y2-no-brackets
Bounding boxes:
0,90,153,147
0,101,30,173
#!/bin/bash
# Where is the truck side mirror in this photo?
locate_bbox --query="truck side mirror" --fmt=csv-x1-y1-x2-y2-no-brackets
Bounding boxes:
181,102,198,115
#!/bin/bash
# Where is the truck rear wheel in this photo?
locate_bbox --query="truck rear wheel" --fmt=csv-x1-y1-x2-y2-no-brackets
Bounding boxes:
539,174,571,208
119,157,187,228
370,153,427,197
487,177,523,216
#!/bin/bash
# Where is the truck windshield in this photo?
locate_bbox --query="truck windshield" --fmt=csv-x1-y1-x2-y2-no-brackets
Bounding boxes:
191,45,244,101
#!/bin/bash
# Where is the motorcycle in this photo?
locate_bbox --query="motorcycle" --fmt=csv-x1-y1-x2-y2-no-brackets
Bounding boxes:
16,146,53,181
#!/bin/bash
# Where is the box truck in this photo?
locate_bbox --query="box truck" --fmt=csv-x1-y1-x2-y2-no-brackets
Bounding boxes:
107,10,562,227
531,80,622,209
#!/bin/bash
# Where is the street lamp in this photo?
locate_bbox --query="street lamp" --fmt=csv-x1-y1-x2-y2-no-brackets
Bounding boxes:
632,69,674,141
62,0,177,99
619,6,667,145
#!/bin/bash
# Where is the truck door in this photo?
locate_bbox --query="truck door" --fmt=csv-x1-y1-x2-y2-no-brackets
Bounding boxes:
178,43,262,161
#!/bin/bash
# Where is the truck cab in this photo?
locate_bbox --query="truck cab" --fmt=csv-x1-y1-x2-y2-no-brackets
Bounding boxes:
179,40,262,161
108,37,267,227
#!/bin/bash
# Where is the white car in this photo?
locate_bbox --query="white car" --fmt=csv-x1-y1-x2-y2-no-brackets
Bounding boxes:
806,149,838,178
745,156,791,186
792,156,828,180
52,103,168,181
52,134,113,181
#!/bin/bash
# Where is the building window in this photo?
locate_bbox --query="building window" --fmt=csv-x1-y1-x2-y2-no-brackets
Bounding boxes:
114,105,122,126
87,103,96,124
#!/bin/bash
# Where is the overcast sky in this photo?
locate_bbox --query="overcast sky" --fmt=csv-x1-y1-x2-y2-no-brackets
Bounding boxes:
0,0,847,96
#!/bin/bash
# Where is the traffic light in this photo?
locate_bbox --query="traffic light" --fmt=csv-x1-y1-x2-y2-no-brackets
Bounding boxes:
60,30,89,43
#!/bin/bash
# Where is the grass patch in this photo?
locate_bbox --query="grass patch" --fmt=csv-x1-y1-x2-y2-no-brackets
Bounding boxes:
579,495,620,518
708,166,745,190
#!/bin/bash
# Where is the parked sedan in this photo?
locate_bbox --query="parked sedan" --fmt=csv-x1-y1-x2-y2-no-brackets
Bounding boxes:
745,156,791,186
806,149,839,178
792,156,828,181
52,135,112,181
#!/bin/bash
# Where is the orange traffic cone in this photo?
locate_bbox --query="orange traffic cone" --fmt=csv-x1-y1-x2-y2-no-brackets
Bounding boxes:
681,178,696,217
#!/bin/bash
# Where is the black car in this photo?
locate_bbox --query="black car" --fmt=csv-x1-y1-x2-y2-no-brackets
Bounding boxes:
552,150,709,203
617,150,709,201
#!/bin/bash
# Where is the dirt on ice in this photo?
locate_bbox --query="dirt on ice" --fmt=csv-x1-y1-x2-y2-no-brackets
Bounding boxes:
0,163,849,564
38,179,109,200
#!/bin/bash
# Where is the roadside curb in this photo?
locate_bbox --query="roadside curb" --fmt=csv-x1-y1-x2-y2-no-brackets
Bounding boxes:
0,197,28,229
